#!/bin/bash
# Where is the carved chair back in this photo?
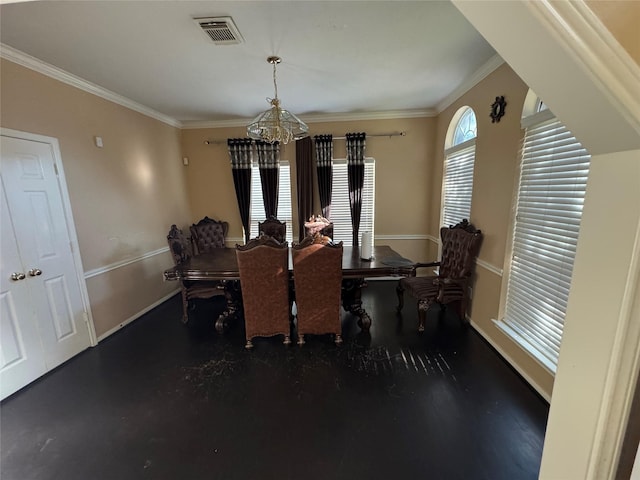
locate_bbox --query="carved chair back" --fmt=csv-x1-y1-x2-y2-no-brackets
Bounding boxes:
167,224,223,324
167,224,193,265
291,235,343,345
258,216,287,243
190,216,229,254
396,219,482,331
439,220,483,281
236,236,291,348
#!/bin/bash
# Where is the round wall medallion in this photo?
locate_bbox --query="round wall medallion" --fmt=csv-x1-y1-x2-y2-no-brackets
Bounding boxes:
490,96,507,123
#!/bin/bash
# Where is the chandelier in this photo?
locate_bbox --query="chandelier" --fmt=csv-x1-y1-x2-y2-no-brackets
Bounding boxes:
247,56,309,144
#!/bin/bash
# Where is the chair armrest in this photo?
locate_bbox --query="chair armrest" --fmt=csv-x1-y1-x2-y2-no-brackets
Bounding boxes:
414,261,440,270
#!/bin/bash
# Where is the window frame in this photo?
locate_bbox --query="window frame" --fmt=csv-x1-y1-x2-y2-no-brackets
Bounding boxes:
329,157,376,247
248,160,293,243
441,107,477,229
495,106,591,374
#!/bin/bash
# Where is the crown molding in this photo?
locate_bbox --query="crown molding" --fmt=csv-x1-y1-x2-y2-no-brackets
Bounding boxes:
0,43,182,128
527,0,640,136
436,53,505,113
2,43,512,131
181,118,249,130
302,109,437,123
181,108,436,130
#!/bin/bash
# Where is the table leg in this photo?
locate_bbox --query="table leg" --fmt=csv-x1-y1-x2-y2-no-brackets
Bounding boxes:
341,278,371,331
215,280,242,333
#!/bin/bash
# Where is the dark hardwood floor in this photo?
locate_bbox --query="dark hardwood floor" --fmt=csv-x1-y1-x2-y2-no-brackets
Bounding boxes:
1,280,549,480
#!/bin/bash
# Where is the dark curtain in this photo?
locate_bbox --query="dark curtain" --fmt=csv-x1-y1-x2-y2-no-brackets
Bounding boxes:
296,137,313,241
346,132,366,246
315,135,333,219
228,138,253,244
255,141,280,218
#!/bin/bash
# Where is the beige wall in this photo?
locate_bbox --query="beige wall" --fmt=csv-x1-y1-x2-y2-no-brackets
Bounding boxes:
3,1,638,475
452,1,640,477
0,59,191,337
434,63,555,397
2,50,553,394
181,126,251,242
181,116,437,264
0,56,555,398
587,0,640,65
183,73,558,400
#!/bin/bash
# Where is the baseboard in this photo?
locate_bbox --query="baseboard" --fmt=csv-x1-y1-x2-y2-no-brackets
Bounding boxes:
470,319,552,403
96,289,180,342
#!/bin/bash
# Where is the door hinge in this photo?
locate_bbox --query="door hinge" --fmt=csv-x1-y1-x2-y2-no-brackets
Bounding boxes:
54,163,59,175
82,311,89,323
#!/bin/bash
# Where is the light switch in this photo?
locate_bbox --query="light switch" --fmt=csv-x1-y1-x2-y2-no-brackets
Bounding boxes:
182,157,189,166
94,136,103,148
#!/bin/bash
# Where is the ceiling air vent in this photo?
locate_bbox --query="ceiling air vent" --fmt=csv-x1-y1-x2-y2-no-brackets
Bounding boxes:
194,16,243,45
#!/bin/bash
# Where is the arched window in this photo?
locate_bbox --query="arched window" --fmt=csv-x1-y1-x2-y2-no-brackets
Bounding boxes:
453,107,477,144
441,106,477,227
496,91,591,373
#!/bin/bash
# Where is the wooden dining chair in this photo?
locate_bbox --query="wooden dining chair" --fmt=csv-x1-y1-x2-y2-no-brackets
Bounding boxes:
258,216,286,243
236,236,292,349
190,216,229,254
167,224,224,324
291,234,344,345
397,219,482,331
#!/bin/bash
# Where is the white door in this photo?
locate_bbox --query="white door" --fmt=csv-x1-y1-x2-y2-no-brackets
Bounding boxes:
1,180,48,397
0,135,92,399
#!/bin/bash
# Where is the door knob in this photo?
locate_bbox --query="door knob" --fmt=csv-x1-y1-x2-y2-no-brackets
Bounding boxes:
28,268,42,277
10,272,26,281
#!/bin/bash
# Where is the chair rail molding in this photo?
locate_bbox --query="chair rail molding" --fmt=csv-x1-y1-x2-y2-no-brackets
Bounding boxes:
225,237,244,246
84,246,170,279
477,259,503,277
375,234,434,242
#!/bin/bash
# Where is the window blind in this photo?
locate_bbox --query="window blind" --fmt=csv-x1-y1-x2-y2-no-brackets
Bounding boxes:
330,158,375,246
442,142,475,227
249,161,293,242
500,117,590,372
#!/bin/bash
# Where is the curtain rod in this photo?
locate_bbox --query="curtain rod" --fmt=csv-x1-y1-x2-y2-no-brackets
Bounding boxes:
203,131,406,145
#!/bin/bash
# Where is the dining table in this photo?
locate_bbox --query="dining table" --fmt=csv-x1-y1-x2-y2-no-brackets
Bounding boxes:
164,245,416,333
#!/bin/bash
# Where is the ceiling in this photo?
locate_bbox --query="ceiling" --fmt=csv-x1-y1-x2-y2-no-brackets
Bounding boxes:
0,1,499,126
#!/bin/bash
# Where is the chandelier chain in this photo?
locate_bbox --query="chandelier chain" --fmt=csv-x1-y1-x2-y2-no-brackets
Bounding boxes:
272,61,279,102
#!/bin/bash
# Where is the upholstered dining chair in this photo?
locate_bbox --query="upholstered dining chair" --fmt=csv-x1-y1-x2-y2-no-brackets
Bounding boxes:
258,216,287,243
167,224,224,324
397,219,483,332
236,236,292,349
190,216,229,254
291,234,344,345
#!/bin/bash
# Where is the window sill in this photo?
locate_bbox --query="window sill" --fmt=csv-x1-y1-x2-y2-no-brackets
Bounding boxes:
493,319,557,375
